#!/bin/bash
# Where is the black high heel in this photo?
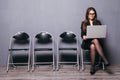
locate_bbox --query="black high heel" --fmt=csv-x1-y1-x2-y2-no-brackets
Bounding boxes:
90,66,96,75
105,63,110,66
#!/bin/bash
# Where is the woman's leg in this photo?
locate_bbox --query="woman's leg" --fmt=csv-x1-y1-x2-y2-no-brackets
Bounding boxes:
90,44,96,66
90,44,96,74
91,39,108,64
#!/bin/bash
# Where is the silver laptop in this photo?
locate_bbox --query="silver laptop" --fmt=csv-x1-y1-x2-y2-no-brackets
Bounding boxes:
86,25,107,39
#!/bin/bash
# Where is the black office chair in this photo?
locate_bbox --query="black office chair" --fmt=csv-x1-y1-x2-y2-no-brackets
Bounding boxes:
56,31,80,71
7,32,31,72
32,32,55,71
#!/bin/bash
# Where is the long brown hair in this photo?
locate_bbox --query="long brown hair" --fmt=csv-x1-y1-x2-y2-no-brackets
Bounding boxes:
82,7,100,31
86,7,97,21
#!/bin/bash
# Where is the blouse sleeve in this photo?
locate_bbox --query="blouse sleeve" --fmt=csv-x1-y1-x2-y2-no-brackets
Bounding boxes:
97,20,102,25
81,21,86,38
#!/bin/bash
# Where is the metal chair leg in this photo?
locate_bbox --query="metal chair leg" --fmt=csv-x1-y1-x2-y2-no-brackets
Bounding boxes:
81,49,84,71
6,54,10,72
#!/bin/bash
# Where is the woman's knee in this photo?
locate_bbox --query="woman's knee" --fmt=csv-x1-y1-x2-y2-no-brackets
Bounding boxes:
92,39,99,44
90,44,95,50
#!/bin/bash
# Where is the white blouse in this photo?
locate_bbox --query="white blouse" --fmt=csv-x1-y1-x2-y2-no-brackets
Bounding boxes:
90,21,93,26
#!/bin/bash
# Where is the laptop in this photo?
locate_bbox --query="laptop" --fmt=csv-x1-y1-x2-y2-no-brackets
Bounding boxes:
86,25,107,39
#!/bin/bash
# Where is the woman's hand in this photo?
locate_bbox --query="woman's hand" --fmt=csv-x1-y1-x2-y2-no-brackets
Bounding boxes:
83,35,87,40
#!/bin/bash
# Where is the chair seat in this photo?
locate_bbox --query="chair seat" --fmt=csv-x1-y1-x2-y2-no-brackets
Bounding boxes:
8,48,29,51
59,48,77,50
34,48,52,51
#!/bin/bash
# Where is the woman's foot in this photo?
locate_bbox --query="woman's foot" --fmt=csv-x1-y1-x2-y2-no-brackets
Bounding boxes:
105,63,110,66
90,65,96,75
104,61,110,66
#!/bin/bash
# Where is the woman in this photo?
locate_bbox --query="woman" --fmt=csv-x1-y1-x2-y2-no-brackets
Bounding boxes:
81,7,110,75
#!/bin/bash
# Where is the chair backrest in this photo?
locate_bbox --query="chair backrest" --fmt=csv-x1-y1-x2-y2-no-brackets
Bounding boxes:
60,31,76,42
34,32,53,48
10,32,30,49
58,31,77,48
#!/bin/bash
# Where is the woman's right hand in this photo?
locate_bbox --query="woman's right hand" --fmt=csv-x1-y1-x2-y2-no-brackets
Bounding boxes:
83,35,87,40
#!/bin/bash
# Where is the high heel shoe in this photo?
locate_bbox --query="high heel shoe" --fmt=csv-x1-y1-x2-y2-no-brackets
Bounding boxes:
105,63,110,66
90,65,96,75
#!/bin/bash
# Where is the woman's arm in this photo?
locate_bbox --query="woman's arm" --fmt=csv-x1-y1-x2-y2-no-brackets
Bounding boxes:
81,21,87,40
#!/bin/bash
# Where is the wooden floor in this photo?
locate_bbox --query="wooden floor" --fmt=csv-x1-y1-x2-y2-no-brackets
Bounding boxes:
0,65,120,80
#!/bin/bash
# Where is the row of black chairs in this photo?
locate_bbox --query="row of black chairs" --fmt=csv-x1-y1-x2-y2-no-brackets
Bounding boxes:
6,31,104,72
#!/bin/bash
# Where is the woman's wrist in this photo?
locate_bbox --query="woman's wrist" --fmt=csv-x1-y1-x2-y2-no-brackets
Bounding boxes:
83,35,87,40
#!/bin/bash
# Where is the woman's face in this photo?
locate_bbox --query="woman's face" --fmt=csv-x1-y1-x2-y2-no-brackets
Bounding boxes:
88,10,95,21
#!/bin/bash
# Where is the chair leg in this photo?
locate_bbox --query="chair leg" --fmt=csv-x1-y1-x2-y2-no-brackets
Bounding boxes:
56,49,59,71
6,52,15,72
32,50,35,72
53,51,55,71
56,56,59,71
81,49,84,71
98,56,105,70
102,62,105,70
27,50,30,72
6,53,10,72
77,51,80,71
52,41,55,71
77,39,80,71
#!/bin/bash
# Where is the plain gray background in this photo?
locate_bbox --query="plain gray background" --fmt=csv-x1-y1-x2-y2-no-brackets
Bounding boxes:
0,0,120,66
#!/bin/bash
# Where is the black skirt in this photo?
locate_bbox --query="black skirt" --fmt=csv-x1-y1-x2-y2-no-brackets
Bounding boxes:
81,39,93,50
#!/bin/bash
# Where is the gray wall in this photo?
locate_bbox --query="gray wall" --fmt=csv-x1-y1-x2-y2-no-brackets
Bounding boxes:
0,0,120,66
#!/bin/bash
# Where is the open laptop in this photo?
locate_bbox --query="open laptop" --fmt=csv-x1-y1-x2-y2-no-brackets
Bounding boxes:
86,25,107,39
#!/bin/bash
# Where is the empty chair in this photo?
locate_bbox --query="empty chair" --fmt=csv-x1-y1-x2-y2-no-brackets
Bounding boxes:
56,31,79,71
32,32,55,71
7,32,31,72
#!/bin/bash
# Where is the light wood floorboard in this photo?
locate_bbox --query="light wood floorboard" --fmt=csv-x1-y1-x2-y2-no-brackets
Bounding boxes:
0,65,120,80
